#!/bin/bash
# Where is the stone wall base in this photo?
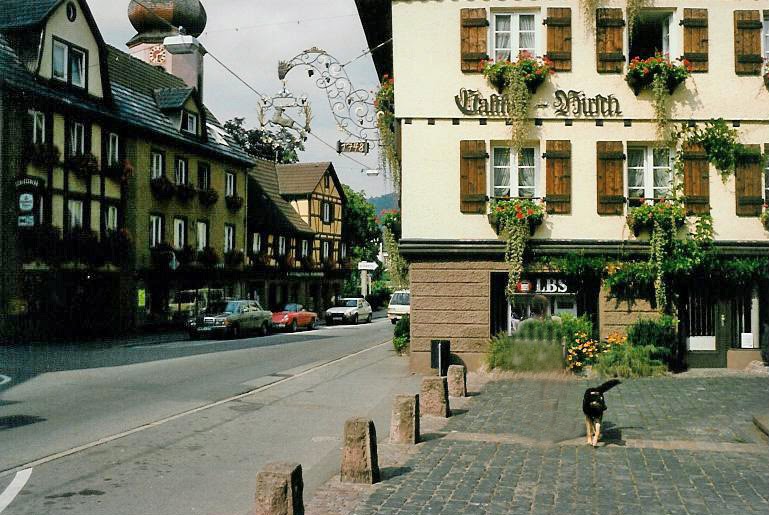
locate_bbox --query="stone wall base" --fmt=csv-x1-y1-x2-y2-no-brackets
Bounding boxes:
727,349,762,369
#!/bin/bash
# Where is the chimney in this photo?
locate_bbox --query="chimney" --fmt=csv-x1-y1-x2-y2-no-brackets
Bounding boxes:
163,30,206,101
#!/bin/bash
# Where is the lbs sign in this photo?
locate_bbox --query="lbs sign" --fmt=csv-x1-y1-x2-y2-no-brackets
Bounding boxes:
516,277,570,294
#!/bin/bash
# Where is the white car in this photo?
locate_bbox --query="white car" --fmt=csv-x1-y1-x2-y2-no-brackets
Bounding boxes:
325,298,373,325
387,290,410,324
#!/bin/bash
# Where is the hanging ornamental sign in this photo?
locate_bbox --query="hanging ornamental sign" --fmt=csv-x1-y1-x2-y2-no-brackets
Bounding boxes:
455,88,622,118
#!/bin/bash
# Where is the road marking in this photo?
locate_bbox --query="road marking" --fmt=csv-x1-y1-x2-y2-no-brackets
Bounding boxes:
0,339,392,478
0,375,10,387
0,469,32,513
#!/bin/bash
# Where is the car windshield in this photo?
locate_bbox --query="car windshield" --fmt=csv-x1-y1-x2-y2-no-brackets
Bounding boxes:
337,299,359,308
224,301,244,313
284,303,301,312
390,293,410,305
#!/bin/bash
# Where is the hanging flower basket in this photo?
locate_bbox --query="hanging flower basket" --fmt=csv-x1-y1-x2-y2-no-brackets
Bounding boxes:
64,153,100,179
482,52,553,94
150,176,176,200
488,198,545,237
176,182,197,203
23,143,60,169
198,188,219,207
626,54,691,96
225,195,244,212
626,200,686,237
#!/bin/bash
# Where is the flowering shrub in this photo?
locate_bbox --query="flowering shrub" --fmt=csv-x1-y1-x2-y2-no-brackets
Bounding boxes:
482,53,553,94
490,199,546,298
761,204,769,231
375,75,399,190
625,53,691,96
626,200,686,235
566,332,601,372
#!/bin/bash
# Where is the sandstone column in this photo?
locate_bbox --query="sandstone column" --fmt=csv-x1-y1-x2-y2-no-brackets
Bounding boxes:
254,462,304,515
340,417,380,484
389,394,420,444
447,365,467,397
420,376,451,417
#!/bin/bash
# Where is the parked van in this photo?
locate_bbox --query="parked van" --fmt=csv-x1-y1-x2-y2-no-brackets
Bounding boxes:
387,290,410,324
169,288,225,320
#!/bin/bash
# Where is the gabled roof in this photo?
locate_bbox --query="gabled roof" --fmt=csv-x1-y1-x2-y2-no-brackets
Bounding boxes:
354,0,393,80
249,160,314,235
0,0,61,29
276,162,347,203
154,87,195,110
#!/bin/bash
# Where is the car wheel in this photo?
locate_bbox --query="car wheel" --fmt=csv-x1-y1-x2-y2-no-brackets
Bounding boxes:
230,325,241,339
258,322,268,336
289,320,297,333
366,313,372,323
352,314,359,325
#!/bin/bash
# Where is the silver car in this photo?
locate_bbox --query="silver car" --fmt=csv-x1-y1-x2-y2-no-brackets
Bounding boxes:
325,298,373,325
189,300,272,339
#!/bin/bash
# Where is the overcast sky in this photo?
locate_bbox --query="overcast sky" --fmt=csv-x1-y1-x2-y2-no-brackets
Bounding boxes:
88,0,391,198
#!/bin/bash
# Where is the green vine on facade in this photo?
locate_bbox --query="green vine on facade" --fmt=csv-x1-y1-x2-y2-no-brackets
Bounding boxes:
626,0,652,38
579,0,601,33
383,226,409,289
375,75,401,194
490,199,545,299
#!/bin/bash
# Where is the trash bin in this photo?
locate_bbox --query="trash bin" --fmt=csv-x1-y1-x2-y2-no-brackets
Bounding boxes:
430,339,450,376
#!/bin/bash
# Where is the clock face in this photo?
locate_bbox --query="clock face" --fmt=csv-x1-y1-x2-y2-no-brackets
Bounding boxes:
148,45,166,65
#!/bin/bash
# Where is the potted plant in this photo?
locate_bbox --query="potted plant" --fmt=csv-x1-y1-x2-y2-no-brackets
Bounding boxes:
198,188,219,207
761,204,769,231
103,159,134,184
150,176,176,201
23,143,60,169
176,182,197,203
625,54,691,96
482,52,553,94
626,200,686,237
197,246,220,268
225,195,244,211
64,153,100,179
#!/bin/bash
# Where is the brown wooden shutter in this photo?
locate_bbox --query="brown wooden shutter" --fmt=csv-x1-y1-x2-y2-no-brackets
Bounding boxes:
596,8,625,74
544,8,572,72
681,8,709,73
459,140,488,214
544,140,571,214
460,8,489,73
682,143,710,215
734,10,763,75
735,144,764,217
596,141,625,215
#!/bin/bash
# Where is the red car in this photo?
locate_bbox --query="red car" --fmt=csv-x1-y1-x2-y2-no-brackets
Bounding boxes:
271,303,319,332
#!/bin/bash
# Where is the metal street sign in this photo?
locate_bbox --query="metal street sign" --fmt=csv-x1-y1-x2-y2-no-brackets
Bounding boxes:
337,140,370,154
358,261,379,271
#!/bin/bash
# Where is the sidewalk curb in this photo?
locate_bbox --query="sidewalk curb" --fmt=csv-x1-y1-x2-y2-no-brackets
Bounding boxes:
753,415,769,438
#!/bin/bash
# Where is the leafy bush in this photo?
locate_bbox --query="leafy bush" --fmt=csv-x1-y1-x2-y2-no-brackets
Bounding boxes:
560,314,594,341
393,336,409,355
487,334,564,372
627,316,680,369
594,344,668,378
393,315,410,354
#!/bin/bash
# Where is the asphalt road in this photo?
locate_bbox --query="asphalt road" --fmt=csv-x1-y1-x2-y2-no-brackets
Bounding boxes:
0,318,420,514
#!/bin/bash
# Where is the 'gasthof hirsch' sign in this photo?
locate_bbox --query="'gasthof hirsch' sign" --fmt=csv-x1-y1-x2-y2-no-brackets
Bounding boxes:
455,88,622,118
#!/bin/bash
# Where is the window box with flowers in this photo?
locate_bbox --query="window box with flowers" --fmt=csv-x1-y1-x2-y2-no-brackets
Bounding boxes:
103,159,134,184
276,253,295,271
625,200,686,237
23,143,61,169
224,249,245,268
300,254,316,270
250,251,271,268
103,228,133,267
175,182,197,203
198,188,219,207
64,153,100,179
482,53,553,95
197,246,220,268
626,54,690,96
225,195,244,212
322,257,337,271
150,176,176,200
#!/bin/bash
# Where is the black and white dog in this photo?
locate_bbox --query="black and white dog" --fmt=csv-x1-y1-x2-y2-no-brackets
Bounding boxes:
582,379,621,447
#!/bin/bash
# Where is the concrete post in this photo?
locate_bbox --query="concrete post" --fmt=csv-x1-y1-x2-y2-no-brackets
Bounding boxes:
420,376,451,417
254,462,304,515
447,365,467,397
340,417,380,484
389,394,420,444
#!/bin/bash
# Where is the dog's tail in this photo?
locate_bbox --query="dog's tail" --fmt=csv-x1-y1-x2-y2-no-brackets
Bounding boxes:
596,379,621,393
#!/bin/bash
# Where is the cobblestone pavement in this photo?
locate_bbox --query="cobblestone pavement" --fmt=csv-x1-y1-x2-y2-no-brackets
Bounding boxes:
332,375,769,515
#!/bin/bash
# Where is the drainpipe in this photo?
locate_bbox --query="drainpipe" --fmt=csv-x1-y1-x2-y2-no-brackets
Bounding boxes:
751,285,760,349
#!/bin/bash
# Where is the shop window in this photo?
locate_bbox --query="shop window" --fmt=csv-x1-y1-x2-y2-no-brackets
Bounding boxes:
106,205,118,231
492,147,538,198
30,111,45,144
198,162,211,190
67,199,83,229
628,11,673,60
175,157,188,185
150,215,163,247
108,133,120,166
197,221,208,251
493,12,539,62
173,218,186,249
151,151,164,179
224,224,235,253
69,121,85,156
627,147,672,204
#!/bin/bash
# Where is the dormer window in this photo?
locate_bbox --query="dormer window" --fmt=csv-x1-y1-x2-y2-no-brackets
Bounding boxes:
182,111,198,135
52,38,86,89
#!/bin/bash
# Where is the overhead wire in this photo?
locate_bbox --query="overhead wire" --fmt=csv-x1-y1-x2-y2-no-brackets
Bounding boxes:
129,0,379,172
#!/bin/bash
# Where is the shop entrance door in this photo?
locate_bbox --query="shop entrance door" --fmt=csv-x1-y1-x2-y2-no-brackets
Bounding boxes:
688,299,729,368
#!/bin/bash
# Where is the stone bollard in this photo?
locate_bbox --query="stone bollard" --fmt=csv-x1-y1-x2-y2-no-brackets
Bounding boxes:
420,376,451,417
447,365,467,397
340,417,380,484
254,462,304,515
389,394,420,444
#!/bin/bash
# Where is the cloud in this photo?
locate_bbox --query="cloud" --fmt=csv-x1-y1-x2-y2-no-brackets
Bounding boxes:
88,0,390,197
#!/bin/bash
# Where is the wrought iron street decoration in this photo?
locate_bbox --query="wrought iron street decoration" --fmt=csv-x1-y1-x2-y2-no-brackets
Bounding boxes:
257,83,313,141
337,141,370,154
278,47,380,143
455,88,622,118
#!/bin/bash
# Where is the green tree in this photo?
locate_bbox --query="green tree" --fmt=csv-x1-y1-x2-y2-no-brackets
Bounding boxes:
342,185,381,262
223,118,304,164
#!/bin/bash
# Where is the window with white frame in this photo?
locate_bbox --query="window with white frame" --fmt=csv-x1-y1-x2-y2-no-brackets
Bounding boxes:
763,14,769,59
252,233,262,254
30,111,45,144
175,157,188,185
278,236,287,256
627,147,673,202
224,224,235,253
492,147,538,198
301,239,309,258
182,111,198,135
151,151,164,179
173,218,186,249
69,122,85,156
67,199,83,229
106,205,118,231
197,221,208,251
341,242,347,260
150,215,163,248
108,133,120,166
322,202,332,223
198,163,211,190
53,40,67,81
492,12,538,62
70,47,85,88
225,172,235,196
52,39,86,88
322,240,330,260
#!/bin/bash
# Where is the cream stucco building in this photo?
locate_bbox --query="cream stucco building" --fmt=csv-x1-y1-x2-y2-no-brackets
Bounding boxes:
357,0,769,371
